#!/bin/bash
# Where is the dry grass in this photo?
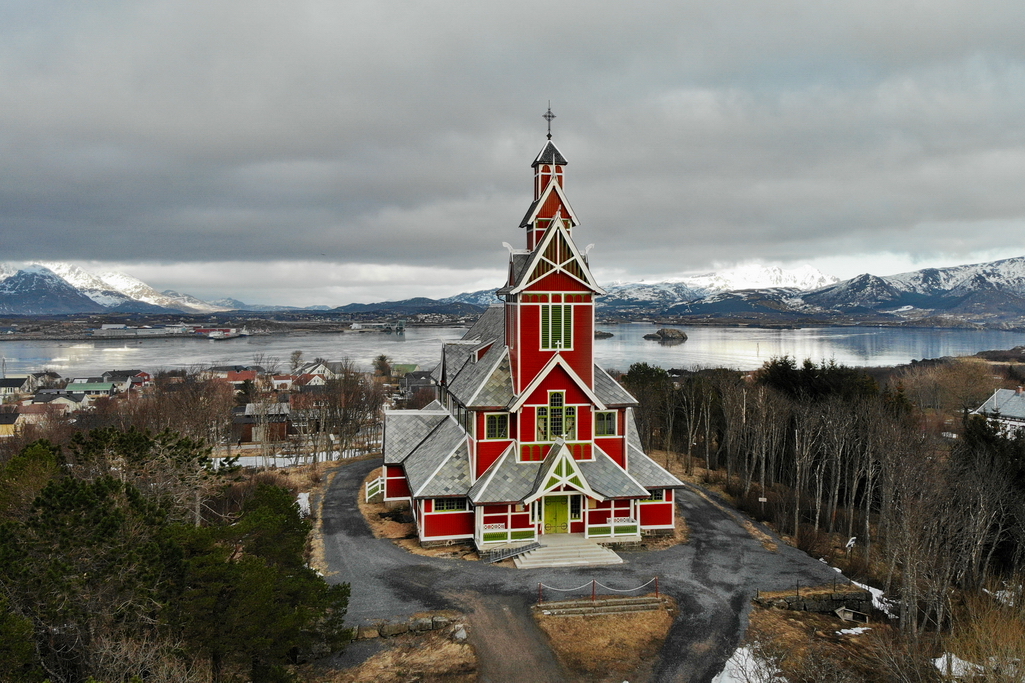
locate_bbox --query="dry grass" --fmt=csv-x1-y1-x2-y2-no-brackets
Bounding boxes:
533,598,676,681
744,601,886,681
758,582,865,600
302,630,477,683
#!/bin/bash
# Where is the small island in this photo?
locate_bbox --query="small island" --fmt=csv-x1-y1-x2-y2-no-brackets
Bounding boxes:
594,330,614,339
643,327,688,342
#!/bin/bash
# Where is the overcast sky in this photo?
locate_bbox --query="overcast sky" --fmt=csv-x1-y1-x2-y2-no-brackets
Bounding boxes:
4,1,1025,306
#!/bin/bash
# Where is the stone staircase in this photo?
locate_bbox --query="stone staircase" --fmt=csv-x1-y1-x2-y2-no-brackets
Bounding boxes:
512,533,623,569
535,595,667,617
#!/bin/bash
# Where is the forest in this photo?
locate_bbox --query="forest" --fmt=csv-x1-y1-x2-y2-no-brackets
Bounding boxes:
621,354,1025,678
0,431,351,682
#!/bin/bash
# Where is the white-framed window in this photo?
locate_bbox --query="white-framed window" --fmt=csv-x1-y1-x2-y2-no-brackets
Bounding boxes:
595,411,617,437
540,303,572,350
570,495,582,520
642,489,664,502
434,498,468,511
535,392,577,441
485,413,509,440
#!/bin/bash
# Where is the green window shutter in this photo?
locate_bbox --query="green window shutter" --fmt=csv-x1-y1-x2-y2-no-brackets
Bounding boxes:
540,305,550,349
562,305,572,348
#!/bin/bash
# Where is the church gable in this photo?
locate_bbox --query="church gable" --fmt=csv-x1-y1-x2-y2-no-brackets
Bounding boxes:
511,219,604,295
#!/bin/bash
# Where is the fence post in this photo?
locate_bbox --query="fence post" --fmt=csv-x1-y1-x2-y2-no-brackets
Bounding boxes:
655,576,659,598
592,579,596,602
538,583,542,605
796,583,800,599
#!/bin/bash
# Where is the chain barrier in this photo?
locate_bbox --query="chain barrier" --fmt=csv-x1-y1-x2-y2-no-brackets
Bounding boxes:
537,577,660,604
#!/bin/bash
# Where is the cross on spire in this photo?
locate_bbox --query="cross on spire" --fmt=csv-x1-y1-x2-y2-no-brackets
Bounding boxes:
543,103,556,140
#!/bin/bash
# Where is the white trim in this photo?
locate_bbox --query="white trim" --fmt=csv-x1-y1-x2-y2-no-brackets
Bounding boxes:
511,217,605,295
523,441,602,504
412,437,466,498
482,411,511,440
508,354,607,413
469,443,517,504
524,177,579,227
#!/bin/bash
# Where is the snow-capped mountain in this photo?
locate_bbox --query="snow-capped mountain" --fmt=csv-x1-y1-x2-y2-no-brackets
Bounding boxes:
32,262,155,310
0,265,105,315
0,261,234,315
886,257,1025,297
599,265,838,312
678,264,838,293
95,272,227,313
0,263,17,283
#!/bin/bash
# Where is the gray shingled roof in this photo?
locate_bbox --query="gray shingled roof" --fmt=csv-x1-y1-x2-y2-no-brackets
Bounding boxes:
497,252,533,293
382,410,449,465
580,448,650,498
416,442,473,497
403,417,467,496
448,342,504,407
594,366,638,406
975,389,1025,421
469,446,541,504
627,448,685,489
518,199,541,228
461,305,504,343
532,140,568,167
470,351,514,408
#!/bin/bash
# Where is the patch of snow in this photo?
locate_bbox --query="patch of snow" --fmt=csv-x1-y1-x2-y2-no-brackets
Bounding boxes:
296,492,310,517
982,585,1020,607
712,646,786,683
836,626,871,636
934,653,983,677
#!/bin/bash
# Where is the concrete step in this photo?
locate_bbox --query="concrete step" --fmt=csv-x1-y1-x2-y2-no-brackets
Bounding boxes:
535,596,668,617
541,596,662,610
513,542,623,568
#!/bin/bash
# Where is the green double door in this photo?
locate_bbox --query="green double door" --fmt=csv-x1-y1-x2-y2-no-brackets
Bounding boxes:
544,496,569,534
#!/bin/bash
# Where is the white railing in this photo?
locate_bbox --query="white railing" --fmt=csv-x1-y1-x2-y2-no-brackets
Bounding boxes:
365,475,384,502
479,523,537,545
585,516,639,539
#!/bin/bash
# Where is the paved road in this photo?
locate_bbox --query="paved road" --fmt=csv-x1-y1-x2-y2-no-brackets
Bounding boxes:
321,458,841,682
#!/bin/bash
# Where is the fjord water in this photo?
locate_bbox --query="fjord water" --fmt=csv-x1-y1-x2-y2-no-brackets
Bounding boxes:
1,324,1023,377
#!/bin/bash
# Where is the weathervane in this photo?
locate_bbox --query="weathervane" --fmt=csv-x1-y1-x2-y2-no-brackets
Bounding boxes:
543,102,555,139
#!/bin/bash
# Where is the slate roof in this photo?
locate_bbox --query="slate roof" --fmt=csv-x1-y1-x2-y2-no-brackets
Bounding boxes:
594,366,638,406
623,408,685,489
403,418,468,497
627,446,685,488
435,306,514,409
383,410,450,465
497,252,533,293
580,447,650,498
417,442,473,497
469,445,540,504
975,389,1025,421
532,140,568,167
462,305,504,344
0,413,19,425
470,351,514,408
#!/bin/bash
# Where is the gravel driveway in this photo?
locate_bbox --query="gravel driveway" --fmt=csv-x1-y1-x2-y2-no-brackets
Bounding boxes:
320,458,841,682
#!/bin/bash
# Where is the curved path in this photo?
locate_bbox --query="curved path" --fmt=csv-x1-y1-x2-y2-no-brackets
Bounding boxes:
321,458,840,682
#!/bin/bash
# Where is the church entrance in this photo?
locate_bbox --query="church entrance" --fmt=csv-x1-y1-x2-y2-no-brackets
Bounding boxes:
543,495,569,534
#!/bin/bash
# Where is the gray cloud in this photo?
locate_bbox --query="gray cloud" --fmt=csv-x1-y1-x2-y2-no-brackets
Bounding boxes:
3,1,1025,303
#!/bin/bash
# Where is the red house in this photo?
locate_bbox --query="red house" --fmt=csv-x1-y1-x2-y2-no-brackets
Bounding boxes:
382,124,683,548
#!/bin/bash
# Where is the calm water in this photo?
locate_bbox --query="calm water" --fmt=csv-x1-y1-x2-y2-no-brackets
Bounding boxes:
0,324,1022,377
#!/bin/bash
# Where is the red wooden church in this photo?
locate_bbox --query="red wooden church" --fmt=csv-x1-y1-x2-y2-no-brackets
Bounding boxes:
382,117,683,547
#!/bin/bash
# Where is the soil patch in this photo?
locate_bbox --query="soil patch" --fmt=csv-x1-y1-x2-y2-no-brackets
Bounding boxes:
303,629,477,683
533,596,676,681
